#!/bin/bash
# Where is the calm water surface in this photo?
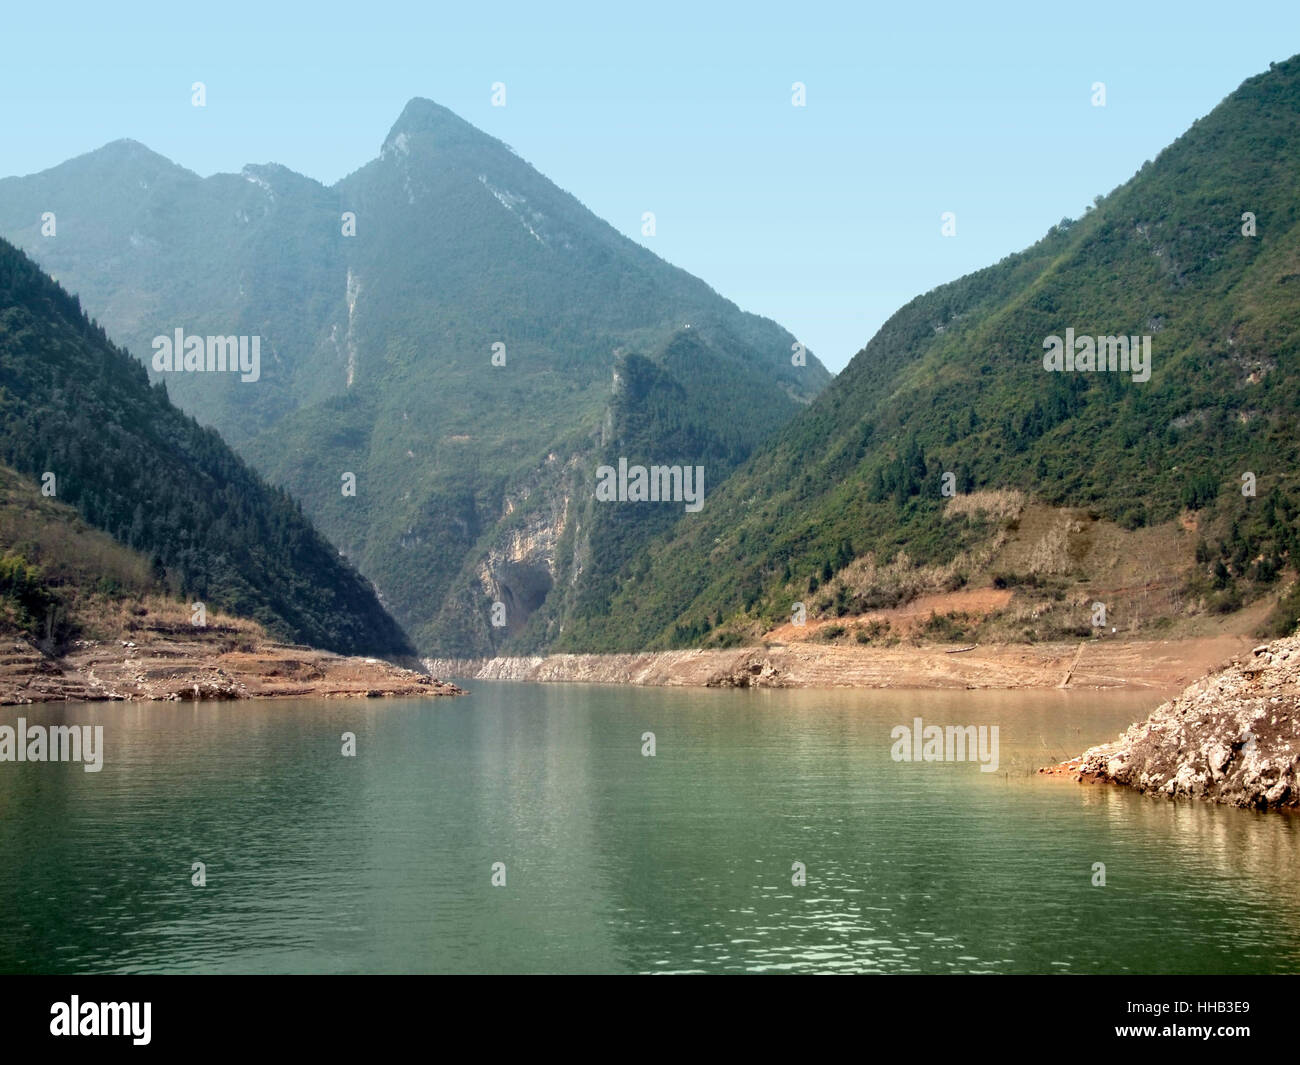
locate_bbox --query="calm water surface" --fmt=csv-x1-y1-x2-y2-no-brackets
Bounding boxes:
1,683,1297,973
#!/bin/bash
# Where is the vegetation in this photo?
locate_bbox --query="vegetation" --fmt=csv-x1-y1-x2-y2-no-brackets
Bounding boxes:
10,61,1300,655
0,101,830,656
584,55,1300,648
0,239,415,656
0,462,155,651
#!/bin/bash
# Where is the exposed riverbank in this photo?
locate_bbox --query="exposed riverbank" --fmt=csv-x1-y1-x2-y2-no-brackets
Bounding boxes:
1047,635,1300,810
1,616,462,704
427,634,1250,692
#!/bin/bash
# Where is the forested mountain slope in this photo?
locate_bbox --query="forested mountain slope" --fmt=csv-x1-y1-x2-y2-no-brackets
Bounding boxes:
592,55,1300,649
0,101,829,654
0,239,415,656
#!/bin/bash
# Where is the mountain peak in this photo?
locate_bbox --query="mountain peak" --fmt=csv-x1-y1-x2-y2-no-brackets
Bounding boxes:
89,138,177,167
381,98,501,158
31,138,198,184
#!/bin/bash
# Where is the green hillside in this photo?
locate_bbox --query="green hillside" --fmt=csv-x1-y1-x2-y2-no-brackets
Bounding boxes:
0,461,157,650
0,238,415,656
589,54,1300,649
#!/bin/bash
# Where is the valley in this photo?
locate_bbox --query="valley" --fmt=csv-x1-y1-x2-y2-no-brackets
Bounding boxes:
3,10,1300,991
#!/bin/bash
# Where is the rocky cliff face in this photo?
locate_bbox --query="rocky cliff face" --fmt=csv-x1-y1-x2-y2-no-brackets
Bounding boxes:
422,446,595,654
1064,636,1300,810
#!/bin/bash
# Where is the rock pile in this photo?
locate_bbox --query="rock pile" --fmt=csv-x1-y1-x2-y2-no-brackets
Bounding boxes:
705,652,790,688
1061,636,1300,810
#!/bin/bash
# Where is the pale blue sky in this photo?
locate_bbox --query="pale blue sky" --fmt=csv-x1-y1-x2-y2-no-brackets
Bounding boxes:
3,1,1297,371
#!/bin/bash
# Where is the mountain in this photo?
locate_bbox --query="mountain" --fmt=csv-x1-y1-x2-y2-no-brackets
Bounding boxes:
0,101,830,655
581,54,1300,649
0,237,415,657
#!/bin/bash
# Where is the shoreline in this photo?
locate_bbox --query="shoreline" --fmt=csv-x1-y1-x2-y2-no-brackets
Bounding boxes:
1044,636,1300,811
1,629,463,704
426,634,1251,694
3,631,1257,706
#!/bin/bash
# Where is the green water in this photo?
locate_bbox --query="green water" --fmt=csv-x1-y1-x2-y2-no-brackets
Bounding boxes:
0,682,1296,974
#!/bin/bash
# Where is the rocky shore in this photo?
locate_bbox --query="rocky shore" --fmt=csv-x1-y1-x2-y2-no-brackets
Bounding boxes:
1048,636,1300,810
0,619,463,704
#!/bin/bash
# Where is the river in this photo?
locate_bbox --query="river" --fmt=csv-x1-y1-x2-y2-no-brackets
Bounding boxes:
0,682,1296,973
